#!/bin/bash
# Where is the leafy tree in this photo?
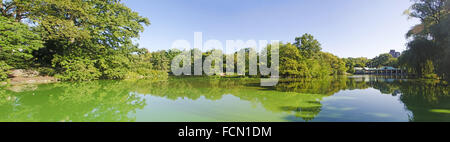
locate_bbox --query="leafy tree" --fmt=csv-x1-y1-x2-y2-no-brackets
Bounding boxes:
401,0,449,80
0,61,12,81
294,33,322,58
279,34,346,77
367,53,397,68
321,52,347,75
98,53,133,80
150,50,171,71
343,57,370,73
0,15,43,68
422,59,438,78
166,49,183,62
386,58,399,67
0,0,32,22
53,56,101,81
1,0,155,81
126,50,168,80
279,43,305,77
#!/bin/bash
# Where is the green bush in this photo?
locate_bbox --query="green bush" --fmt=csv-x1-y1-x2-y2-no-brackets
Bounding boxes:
52,52,168,81
36,67,56,76
125,70,168,80
0,61,12,81
98,54,131,80
54,57,101,81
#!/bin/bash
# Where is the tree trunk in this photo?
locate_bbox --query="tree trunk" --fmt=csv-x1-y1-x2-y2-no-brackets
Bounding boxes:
15,9,21,22
0,0,3,15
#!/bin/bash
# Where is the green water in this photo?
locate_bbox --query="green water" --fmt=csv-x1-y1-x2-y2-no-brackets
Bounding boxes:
0,76,449,122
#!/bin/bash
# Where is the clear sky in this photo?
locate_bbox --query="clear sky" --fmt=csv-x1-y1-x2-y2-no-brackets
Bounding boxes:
124,0,420,58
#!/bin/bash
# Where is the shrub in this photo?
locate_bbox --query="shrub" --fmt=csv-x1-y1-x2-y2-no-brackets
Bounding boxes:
0,61,12,81
54,57,101,81
36,67,56,76
125,69,168,80
51,52,168,81
98,54,131,80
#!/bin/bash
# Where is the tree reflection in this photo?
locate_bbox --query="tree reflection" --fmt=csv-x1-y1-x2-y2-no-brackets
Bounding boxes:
143,77,337,122
394,80,449,122
345,76,449,122
0,81,147,122
0,76,448,122
270,76,449,122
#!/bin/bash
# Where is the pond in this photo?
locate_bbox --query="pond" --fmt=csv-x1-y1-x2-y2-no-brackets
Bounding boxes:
0,76,449,122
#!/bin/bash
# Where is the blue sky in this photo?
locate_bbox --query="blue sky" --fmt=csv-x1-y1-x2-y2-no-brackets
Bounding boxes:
124,0,419,58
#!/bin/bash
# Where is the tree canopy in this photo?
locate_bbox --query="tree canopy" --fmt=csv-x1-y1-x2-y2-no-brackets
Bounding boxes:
367,53,398,68
0,0,168,81
0,15,43,69
400,0,449,80
279,34,346,78
342,57,370,73
3,0,444,82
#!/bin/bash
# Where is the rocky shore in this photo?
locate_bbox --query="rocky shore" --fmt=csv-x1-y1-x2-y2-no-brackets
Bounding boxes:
1,69,58,86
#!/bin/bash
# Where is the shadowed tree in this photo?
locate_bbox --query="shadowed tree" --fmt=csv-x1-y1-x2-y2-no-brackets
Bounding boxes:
400,0,449,80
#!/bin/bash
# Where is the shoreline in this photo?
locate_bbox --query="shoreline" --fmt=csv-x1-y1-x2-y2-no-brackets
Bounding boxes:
1,74,447,86
1,69,59,86
1,76,59,86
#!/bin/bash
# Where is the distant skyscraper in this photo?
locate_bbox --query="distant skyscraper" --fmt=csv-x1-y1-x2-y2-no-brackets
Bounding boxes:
389,50,401,58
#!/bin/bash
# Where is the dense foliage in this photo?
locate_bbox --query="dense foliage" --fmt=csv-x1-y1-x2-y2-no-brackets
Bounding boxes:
0,0,166,81
342,53,401,74
0,61,11,81
342,57,370,73
149,34,347,78
278,34,346,77
3,0,445,82
399,0,449,80
0,16,43,69
367,53,398,68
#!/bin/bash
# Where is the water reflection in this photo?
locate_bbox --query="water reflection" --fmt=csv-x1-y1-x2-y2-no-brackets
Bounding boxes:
0,81,147,122
0,76,448,122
